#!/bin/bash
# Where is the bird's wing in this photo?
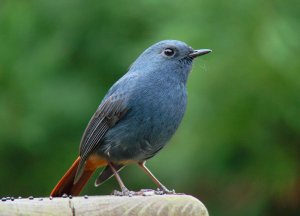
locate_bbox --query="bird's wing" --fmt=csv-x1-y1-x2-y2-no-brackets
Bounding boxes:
80,94,128,159
74,93,128,182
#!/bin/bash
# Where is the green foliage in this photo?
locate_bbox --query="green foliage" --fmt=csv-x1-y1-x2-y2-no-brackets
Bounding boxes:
0,0,299,215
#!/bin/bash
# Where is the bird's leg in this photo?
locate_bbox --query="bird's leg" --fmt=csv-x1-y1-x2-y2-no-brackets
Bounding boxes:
138,161,175,194
108,162,131,196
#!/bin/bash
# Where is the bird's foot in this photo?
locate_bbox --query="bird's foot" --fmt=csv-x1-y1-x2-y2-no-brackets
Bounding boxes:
112,186,134,196
135,187,180,195
112,187,183,196
155,186,183,195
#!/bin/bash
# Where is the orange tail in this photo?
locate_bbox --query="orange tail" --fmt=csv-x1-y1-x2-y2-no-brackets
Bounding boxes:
50,156,107,197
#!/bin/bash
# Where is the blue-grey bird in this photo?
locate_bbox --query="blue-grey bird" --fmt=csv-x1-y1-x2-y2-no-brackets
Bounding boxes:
50,40,211,196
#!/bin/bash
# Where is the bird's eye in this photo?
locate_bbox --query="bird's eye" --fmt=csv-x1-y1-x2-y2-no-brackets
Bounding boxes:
163,48,175,57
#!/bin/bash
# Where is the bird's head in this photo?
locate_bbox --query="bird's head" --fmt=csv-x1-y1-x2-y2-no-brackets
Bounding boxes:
129,40,211,83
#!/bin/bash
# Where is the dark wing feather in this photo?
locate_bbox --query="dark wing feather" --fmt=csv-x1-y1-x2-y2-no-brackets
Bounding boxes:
74,94,128,183
94,164,124,187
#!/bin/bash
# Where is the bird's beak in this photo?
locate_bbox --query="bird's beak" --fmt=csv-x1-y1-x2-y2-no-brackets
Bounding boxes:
189,49,212,58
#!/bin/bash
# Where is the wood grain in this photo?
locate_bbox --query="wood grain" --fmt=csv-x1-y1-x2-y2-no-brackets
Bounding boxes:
0,195,208,216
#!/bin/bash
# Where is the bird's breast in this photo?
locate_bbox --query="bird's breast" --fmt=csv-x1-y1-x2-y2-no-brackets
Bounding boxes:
100,78,187,162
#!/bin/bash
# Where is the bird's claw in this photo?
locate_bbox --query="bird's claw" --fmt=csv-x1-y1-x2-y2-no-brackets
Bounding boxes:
112,187,134,196
136,187,178,195
155,187,183,195
112,187,182,196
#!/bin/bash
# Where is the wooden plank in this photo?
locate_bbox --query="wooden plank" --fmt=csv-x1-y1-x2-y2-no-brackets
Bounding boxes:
0,197,71,216
0,195,208,216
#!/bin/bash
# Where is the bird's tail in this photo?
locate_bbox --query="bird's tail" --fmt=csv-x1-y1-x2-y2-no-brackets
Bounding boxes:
50,156,107,197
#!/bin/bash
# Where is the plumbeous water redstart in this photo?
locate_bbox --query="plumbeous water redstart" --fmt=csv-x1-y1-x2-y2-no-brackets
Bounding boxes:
51,40,211,196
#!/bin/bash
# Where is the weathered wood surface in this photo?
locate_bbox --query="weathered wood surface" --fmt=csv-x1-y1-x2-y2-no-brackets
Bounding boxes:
0,195,208,216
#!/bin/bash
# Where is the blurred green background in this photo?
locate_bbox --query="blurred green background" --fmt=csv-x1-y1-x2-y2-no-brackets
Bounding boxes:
0,0,299,215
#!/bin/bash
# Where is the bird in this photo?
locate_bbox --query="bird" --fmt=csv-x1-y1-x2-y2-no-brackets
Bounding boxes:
50,40,211,197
